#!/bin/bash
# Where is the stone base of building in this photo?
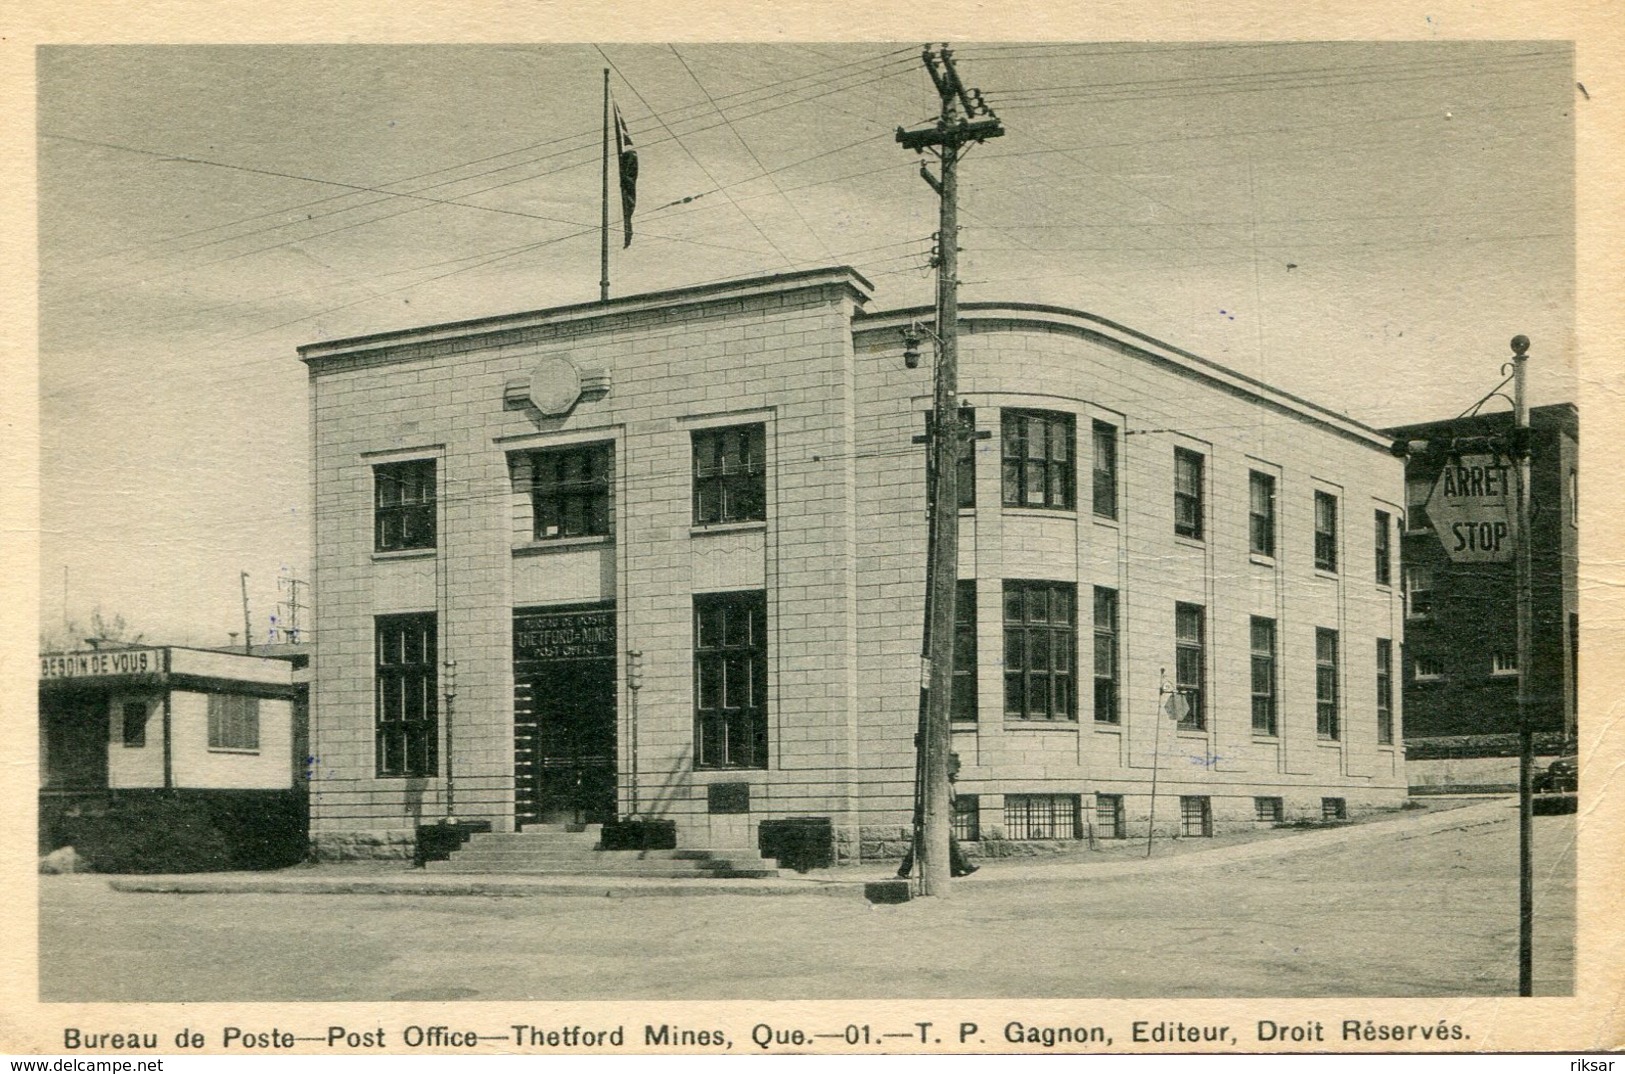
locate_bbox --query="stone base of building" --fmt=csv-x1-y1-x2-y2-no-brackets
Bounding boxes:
310,829,418,862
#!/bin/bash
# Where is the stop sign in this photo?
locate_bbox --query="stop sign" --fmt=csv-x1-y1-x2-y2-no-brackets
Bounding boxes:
1427,453,1515,563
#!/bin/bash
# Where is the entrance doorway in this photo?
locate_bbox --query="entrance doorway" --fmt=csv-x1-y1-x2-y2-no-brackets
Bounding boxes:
513,605,616,827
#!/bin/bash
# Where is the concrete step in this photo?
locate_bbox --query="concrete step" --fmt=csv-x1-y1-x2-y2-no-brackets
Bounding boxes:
424,859,778,878
431,832,778,878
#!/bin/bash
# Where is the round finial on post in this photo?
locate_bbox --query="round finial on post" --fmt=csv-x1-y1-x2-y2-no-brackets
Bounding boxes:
1510,335,1530,356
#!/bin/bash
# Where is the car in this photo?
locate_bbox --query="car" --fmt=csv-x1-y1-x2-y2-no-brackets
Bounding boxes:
1532,755,1578,795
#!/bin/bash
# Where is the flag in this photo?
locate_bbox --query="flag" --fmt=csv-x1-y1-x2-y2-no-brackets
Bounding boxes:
614,103,638,248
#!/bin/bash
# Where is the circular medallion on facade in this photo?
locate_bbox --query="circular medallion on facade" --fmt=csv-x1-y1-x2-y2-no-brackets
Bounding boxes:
528,356,582,416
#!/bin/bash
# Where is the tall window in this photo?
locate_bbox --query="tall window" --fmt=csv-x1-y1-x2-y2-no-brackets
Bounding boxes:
121,700,148,748
1249,471,1276,556
1175,602,1206,730
952,580,978,722
1092,420,1118,519
376,613,437,777
692,424,766,525
1001,410,1075,510
1174,448,1204,539
1374,510,1392,585
527,442,612,540
1405,564,1434,619
1004,794,1081,840
1314,491,1339,572
1092,587,1119,724
1316,627,1340,739
1250,616,1277,736
1003,581,1076,721
694,591,768,768
374,458,436,552
1406,474,1432,531
207,694,260,752
1377,638,1394,745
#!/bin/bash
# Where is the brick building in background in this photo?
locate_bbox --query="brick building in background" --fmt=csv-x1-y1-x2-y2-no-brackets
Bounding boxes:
300,267,1408,863
1384,403,1578,785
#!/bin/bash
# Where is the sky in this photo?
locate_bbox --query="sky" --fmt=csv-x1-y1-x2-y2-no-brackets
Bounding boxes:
35,41,1578,647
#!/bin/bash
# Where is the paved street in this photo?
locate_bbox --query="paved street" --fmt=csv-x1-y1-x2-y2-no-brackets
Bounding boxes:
39,800,1574,1001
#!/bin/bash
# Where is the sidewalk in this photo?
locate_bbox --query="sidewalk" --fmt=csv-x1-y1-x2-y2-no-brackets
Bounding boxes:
105,796,1510,899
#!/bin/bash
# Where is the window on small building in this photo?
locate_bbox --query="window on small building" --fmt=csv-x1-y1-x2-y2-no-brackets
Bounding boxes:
1001,410,1075,510
1314,490,1339,572
374,458,436,552
1377,638,1394,745
1250,616,1277,736
1094,793,1124,839
1003,581,1077,721
1249,470,1276,557
1406,474,1432,531
1092,420,1118,519
1004,794,1081,840
1405,564,1434,619
376,613,437,777
1174,448,1204,540
694,590,768,769
952,580,978,722
208,693,261,752
121,700,148,748
1175,602,1206,730
1374,510,1392,585
1254,796,1284,823
526,442,612,540
692,423,766,525
1491,650,1518,676
1092,586,1119,724
1321,797,1347,821
952,794,981,842
1413,654,1444,681
1316,627,1340,739
1180,795,1213,837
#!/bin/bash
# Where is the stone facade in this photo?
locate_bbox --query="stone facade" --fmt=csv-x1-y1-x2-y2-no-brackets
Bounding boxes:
302,269,1407,862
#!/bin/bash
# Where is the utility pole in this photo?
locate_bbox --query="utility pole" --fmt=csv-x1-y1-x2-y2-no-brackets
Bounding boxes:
896,44,1003,897
1510,334,1534,996
277,571,310,644
239,571,253,655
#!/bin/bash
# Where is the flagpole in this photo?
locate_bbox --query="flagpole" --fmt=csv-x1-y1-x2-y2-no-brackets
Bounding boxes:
600,67,610,303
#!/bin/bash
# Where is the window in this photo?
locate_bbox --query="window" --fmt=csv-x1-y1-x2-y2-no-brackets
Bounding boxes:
121,701,147,748
1491,651,1518,676
1092,587,1119,724
1405,565,1434,619
1250,617,1277,736
1377,638,1394,745
1414,654,1444,681
1001,410,1075,510
1004,794,1081,840
1175,603,1206,730
1174,448,1204,539
692,423,766,525
1094,793,1124,839
1249,471,1276,556
952,580,978,722
526,442,612,540
1374,510,1392,585
1321,797,1347,821
1406,474,1432,531
1180,795,1212,837
1316,628,1340,739
376,613,437,777
208,693,260,752
927,408,977,509
1092,421,1118,519
1003,581,1076,721
952,795,981,842
1254,796,1284,823
1314,490,1339,572
374,458,436,552
694,591,768,768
